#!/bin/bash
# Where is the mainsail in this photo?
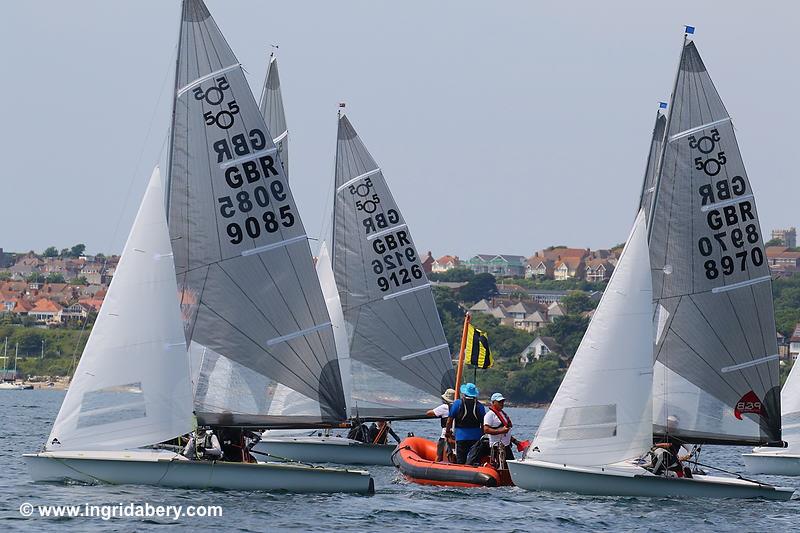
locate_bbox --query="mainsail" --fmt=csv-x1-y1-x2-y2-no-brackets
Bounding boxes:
47,168,193,451
332,114,454,418
167,0,346,426
525,210,653,466
638,112,666,224
649,40,780,444
258,54,288,175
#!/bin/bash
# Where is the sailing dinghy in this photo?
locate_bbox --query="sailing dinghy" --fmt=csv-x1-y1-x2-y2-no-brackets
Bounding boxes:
744,356,800,474
24,0,373,493
507,211,790,499
509,34,792,500
256,113,455,465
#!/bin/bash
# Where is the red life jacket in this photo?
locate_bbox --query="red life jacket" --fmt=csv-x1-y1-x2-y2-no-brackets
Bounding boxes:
489,406,512,429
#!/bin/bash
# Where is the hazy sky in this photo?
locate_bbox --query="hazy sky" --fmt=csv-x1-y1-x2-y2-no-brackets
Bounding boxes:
2,1,798,258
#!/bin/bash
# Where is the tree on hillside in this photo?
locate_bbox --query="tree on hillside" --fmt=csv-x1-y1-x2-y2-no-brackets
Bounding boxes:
69,276,89,286
43,246,59,257
69,244,87,258
765,238,784,247
45,273,66,284
539,314,590,357
429,268,474,283
26,273,45,283
0,271,11,281
59,248,69,257
561,290,596,314
457,273,498,304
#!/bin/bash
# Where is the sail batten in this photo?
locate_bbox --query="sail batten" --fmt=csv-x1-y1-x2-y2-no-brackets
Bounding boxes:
649,40,780,445
332,114,454,417
169,0,346,426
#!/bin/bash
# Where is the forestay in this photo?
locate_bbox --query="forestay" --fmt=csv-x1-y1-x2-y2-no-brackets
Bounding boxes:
332,114,454,418
47,168,193,451
524,211,653,466
167,0,346,426
649,40,780,445
258,54,288,176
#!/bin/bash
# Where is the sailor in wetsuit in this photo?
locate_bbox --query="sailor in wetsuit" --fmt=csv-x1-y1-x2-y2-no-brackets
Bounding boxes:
445,383,486,464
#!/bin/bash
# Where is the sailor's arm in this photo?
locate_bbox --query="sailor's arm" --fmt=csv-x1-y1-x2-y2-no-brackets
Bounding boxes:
206,435,223,458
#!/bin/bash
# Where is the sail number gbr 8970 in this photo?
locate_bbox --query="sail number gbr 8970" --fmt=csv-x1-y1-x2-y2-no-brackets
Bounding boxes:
195,74,295,245
349,176,424,292
690,128,764,281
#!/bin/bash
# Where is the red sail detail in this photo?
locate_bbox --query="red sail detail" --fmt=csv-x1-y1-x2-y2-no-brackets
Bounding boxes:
734,390,764,420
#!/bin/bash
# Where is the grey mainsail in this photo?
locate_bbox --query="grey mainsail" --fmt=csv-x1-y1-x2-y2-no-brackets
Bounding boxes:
166,0,346,427
638,112,666,225
649,40,780,445
332,114,454,418
258,54,288,175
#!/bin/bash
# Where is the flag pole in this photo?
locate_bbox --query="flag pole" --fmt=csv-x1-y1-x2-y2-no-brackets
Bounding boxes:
453,312,471,400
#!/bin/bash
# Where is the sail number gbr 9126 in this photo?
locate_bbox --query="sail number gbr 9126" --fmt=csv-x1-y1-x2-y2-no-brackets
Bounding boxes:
195,75,296,245
690,129,764,281
350,176,424,293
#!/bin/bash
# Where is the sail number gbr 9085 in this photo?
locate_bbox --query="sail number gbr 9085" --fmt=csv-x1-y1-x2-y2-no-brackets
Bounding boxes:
690,128,764,280
195,74,295,245
350,176,424,293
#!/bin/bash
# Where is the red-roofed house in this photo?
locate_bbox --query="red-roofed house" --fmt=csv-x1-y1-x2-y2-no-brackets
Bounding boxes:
585,259,614,282
432,255,460,273
28,299,63,324
790,323,800,360
554,257,586,281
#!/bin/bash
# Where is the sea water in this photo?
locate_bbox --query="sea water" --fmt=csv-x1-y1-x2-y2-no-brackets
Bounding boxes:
0,390,796,531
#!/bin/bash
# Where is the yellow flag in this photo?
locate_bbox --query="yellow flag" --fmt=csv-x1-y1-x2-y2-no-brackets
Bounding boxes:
465,324,492,369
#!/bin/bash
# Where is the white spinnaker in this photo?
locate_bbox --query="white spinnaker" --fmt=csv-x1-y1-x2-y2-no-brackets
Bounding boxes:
524,210,653,466
47,167,192,451
780,361,800,451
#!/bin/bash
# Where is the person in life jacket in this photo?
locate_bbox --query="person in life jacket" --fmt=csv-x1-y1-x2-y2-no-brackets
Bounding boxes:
649,415,693,478
482,392,515,467
446,383,486,464
426,388,456,462
182,428,222,461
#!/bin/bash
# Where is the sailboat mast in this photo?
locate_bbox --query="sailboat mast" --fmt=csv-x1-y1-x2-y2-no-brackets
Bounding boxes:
646,30,689,243
453,313,471,400
330,108,341,264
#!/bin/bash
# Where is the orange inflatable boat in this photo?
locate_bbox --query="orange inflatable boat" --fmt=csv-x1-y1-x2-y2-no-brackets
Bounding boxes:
392,436,513,487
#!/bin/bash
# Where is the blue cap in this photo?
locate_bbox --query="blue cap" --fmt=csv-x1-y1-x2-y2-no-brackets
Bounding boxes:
460,383,479,398
490,392,506,402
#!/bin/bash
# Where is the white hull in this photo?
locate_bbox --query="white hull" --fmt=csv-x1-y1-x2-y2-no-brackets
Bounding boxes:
254,436,395,466
0,382,26,390
24,450,374,494
743,451,800,476
507,459,793,500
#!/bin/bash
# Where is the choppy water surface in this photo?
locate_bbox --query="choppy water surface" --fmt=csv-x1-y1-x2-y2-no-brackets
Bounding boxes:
0,390,796,531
